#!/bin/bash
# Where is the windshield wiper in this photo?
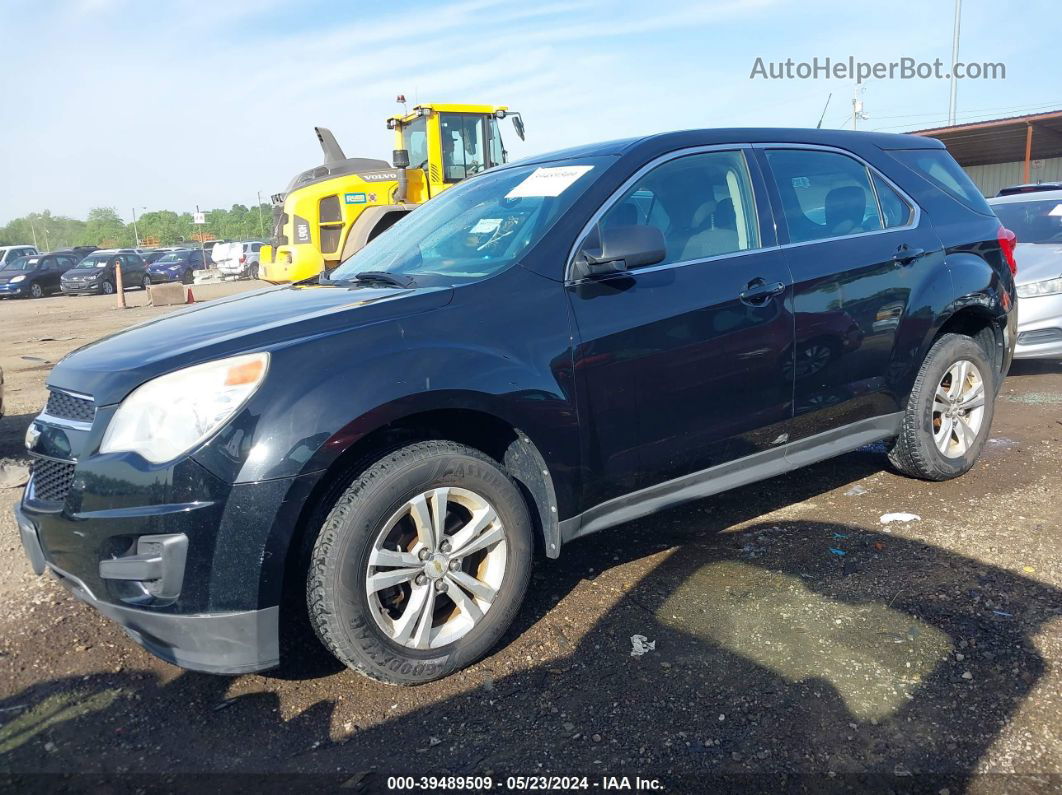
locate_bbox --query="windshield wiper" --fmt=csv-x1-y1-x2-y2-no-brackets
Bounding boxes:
350,271,417,288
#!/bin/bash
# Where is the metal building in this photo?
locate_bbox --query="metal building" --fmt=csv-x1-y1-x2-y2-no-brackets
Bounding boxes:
911,110,1062,197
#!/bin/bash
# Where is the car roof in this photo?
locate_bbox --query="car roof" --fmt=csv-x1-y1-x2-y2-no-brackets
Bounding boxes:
989,189,1062,205
513,127,942,167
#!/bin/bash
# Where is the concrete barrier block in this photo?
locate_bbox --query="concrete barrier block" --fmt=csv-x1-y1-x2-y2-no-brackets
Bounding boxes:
148,283,188,306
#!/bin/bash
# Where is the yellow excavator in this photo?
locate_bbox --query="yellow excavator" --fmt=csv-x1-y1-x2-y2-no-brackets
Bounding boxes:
259,102,526,283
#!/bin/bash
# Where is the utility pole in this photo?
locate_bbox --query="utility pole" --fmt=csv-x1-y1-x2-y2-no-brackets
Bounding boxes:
131,206,145,247
29,221,39,249
257,191,265,238
948,0,962,125
851,84,867,130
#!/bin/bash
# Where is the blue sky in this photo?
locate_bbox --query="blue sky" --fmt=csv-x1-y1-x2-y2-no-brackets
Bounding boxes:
0,0,1058,223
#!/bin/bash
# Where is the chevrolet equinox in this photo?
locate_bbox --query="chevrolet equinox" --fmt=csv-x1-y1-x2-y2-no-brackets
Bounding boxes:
16,129,1017,684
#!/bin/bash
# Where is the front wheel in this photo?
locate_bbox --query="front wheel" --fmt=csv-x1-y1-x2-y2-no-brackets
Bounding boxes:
307,441,532,685
100,280,115,295
888,333,995,481
141,275,152,289
28,282,44,299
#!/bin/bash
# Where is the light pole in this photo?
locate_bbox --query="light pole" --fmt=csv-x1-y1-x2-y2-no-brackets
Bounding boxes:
131,206,146,247
948,0,962,126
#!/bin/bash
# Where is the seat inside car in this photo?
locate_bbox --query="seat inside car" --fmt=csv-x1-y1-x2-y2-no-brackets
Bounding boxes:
825,185,869,236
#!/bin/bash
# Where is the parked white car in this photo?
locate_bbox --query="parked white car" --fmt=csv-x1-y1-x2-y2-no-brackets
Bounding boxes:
212,241,265,279
0,245,39,268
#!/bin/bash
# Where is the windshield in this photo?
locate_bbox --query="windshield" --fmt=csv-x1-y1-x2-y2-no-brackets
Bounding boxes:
156,252,188,264
76,254,113,269
4,256,36,271
992,199,1062,244
330,158,608,286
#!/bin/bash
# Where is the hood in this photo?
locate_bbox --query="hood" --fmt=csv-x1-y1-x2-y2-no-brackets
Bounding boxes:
1014,243,1062,286
48,282,453,405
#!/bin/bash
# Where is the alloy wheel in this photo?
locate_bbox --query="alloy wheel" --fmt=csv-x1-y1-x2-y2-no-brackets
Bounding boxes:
932,359,986,458
366,486,507,650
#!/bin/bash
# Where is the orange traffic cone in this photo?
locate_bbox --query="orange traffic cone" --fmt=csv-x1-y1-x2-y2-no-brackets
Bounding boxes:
185,287,195,304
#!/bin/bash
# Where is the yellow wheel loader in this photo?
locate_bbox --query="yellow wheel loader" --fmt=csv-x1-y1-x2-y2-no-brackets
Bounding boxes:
259,102,525,283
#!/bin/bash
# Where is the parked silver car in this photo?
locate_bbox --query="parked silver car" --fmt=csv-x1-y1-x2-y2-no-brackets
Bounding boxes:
989,189,1062,358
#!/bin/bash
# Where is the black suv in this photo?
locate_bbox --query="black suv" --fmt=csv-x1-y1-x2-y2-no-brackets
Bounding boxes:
16,129,1017,683
60,249,151,295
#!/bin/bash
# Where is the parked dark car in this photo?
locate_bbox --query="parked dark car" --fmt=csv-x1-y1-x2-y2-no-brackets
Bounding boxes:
0,252,80,298
146,249,205,284
53,245,98,263
16,128,1017,684
59,249,151,294
140,250,170,267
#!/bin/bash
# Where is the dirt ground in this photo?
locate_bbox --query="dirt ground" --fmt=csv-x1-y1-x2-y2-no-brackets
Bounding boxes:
0,288,1060,792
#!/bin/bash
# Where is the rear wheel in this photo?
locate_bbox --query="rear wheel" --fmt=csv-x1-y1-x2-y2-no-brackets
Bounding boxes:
888,333,995,480
141,274,152,289
249,263,259,280
307,441,532,684
181,270,193,285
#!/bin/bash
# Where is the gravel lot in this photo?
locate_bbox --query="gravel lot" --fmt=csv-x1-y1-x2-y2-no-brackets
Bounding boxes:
0,288,1060,791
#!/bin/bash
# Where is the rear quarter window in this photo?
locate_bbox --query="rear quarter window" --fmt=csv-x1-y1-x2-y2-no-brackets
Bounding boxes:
891,148,994,216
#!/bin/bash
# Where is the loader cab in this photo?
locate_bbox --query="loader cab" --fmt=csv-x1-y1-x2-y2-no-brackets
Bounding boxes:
389,103,525,202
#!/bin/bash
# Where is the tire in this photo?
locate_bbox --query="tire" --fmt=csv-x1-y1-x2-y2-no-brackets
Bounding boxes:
249,264,259,280
100,280,115,295
181,270,193,285
142,275,152,289
888,333,995,481
307,441,533,685
29,282,44,299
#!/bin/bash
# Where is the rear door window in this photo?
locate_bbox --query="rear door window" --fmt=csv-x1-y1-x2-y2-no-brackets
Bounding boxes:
764,149,883,244
872,173,914,228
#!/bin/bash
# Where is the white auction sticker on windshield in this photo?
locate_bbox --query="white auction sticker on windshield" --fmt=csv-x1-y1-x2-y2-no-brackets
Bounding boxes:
506,165,594,199
1049,203,1062,217
470,218,502,234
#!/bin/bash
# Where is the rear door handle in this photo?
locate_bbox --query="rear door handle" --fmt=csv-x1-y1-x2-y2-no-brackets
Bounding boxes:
739,280,786,305
893,246,926,265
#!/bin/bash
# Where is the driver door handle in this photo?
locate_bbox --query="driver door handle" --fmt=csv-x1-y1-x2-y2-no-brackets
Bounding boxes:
739,279,786,305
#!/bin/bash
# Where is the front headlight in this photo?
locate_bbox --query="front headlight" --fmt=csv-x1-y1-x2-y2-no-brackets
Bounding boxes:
10,275,25,283
100,352,269,463
1016,276,1062,298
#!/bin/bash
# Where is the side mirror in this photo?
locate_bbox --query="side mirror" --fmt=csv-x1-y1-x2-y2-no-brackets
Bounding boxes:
576,224,666,279
393,149,410,169
512,114,526,141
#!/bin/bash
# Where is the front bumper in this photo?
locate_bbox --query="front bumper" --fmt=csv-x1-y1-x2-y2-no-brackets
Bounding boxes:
1014,294,1062,359
61,281,102,294
13,432,311,674
147,271,183,283
16,503,277,673
0,282,27,296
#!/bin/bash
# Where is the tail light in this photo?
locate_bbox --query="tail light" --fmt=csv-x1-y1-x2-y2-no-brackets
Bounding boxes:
239,255,246,264
997,226,1017,275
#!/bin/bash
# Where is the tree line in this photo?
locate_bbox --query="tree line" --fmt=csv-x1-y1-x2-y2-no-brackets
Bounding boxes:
0,205,274,250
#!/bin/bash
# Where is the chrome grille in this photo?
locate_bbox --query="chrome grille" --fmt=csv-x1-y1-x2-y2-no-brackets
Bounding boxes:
45,389,95,423
31,458,76,503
